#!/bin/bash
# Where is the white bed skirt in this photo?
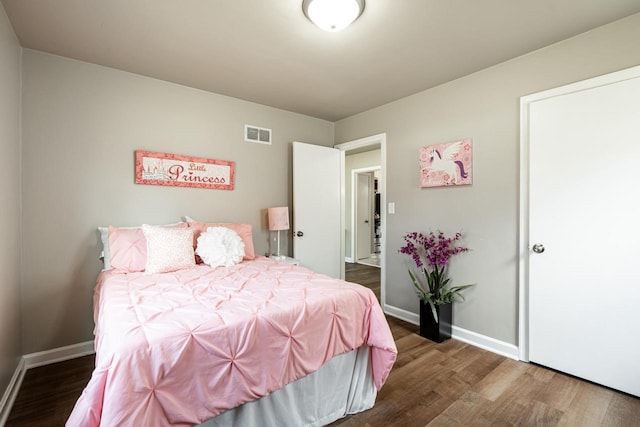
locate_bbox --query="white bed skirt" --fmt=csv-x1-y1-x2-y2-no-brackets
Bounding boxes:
197,346,376,427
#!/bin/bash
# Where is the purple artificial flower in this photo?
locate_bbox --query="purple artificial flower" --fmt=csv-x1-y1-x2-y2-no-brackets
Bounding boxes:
399,230,472,314
399,230,469,269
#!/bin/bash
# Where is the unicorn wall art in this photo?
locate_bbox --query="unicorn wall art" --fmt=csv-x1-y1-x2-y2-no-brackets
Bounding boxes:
419,139,473,187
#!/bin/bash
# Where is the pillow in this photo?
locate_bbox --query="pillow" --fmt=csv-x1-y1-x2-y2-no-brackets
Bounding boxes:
186,220,255,260
108,226,147,272
142,225,196,274
99,226,114,269
196,227,245,267
99,221,184,269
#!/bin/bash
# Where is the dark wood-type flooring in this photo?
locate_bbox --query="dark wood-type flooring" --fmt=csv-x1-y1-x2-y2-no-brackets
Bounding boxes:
346,261,380,300
7,263,639,426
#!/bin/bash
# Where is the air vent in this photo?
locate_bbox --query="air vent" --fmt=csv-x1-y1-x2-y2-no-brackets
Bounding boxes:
245,125,272,145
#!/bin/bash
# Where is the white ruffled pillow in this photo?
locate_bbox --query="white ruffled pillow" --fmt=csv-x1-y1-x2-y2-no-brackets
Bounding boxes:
142,224,196,274
196,227,245,267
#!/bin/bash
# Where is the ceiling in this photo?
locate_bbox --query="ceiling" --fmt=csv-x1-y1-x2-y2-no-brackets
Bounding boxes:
3,1,640,121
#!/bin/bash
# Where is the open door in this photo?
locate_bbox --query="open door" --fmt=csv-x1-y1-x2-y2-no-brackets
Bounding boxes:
292,142,343,278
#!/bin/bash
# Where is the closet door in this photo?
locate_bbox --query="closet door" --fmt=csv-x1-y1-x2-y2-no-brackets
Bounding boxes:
528,69,640,396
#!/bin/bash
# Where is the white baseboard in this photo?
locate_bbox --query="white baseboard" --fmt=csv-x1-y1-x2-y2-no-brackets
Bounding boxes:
23,340,95,369
451,326,519,360
383,304,419,325
0,358,26,426
345,257,354,263
383,304,519,360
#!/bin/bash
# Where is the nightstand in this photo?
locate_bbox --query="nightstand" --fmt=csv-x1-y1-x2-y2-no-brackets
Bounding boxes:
271,256,300,266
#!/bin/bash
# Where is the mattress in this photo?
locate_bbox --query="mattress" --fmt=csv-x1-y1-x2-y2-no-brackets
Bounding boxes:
67,257,396,426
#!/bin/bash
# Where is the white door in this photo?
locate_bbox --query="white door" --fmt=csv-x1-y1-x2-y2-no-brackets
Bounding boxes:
292,142,342,278
527,69,640,396
356,172,373,260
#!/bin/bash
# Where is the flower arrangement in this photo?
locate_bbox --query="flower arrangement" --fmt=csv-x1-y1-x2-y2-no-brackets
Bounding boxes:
399,231,472,322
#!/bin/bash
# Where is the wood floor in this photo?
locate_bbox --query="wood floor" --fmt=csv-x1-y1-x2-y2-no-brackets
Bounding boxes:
5,354,96,426
331,318,640,426
6,264,639,426
346,261,380,300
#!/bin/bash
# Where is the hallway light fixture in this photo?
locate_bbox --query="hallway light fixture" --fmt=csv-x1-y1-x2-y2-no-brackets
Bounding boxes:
302,0,365,32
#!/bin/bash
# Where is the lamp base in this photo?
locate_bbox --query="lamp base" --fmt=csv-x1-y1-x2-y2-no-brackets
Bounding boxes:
269,229,289,260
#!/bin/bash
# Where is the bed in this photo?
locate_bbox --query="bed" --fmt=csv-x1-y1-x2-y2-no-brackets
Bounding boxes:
67,222,397,426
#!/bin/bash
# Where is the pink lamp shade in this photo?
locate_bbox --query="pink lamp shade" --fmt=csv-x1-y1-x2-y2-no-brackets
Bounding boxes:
268,207,290,231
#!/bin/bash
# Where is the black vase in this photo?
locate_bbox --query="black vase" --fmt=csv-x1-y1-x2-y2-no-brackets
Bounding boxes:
419,301,452,343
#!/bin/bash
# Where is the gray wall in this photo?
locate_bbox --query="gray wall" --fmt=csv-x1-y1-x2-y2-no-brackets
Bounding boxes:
335,13,640,345
0,4,22,398
20,50,333,353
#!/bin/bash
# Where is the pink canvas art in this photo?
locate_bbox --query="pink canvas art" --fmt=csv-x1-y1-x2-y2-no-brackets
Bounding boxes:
419,139,473,187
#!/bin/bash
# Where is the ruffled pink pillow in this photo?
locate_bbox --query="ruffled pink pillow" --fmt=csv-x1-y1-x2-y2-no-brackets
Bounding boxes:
108,226,147,272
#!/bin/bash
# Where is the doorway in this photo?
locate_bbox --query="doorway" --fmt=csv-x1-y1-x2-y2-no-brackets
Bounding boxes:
336,134,386,306
354,169,381,267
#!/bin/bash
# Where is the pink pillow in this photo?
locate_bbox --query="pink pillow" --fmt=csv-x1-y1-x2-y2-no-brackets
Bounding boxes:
187,222,255,260
142,225,195,274
108,223,187,272
108,226,146,272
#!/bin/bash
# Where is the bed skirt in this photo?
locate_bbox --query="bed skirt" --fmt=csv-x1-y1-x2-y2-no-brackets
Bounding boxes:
197,346,376,427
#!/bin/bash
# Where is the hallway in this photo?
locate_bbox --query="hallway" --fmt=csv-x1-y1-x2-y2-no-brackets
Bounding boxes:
345,262,380,301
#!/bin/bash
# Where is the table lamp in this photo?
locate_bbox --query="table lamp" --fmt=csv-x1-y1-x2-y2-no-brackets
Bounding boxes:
268,207,289,260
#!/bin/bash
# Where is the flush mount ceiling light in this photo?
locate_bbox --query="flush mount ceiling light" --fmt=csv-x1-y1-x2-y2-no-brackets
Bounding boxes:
302,0,365,32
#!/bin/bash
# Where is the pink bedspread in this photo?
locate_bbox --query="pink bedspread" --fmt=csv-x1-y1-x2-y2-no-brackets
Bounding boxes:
67,257,397,426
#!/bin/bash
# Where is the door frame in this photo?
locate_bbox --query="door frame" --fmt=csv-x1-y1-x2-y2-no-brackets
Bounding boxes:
351,166,380,262
335,133,387,308
518,65,640,362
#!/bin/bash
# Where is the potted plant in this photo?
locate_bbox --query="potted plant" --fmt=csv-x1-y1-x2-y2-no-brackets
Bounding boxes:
399,231,472,342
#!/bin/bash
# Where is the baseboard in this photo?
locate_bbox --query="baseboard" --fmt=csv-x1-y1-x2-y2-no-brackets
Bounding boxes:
345,257,354,263
383,304,419,325
383,304,519,360
451,326,519,360
0,358,26,426
23,340,95,369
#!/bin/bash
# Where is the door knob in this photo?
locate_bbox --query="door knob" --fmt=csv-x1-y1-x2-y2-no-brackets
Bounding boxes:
296,231,304,237
532,243,545,253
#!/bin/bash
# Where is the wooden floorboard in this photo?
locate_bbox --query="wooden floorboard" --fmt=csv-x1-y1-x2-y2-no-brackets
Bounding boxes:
6,263,639,426
346,262,380,301
6,355,95,426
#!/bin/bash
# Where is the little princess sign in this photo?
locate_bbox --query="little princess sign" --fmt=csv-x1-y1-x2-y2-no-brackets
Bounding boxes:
135,150,234,190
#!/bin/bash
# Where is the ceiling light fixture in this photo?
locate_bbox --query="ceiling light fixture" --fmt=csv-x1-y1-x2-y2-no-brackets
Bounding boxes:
302,0,365,32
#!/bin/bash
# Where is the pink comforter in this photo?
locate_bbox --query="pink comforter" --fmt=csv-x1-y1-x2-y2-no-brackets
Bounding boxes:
67,257,397,426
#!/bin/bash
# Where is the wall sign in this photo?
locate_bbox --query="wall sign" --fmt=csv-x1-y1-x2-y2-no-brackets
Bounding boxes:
135,150,234,190
419,139,473,188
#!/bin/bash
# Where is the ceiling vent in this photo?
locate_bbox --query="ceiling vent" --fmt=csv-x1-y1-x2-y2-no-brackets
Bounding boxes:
245,125,272,145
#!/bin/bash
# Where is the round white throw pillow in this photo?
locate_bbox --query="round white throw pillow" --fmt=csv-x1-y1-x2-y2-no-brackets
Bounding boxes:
196,226,245,267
